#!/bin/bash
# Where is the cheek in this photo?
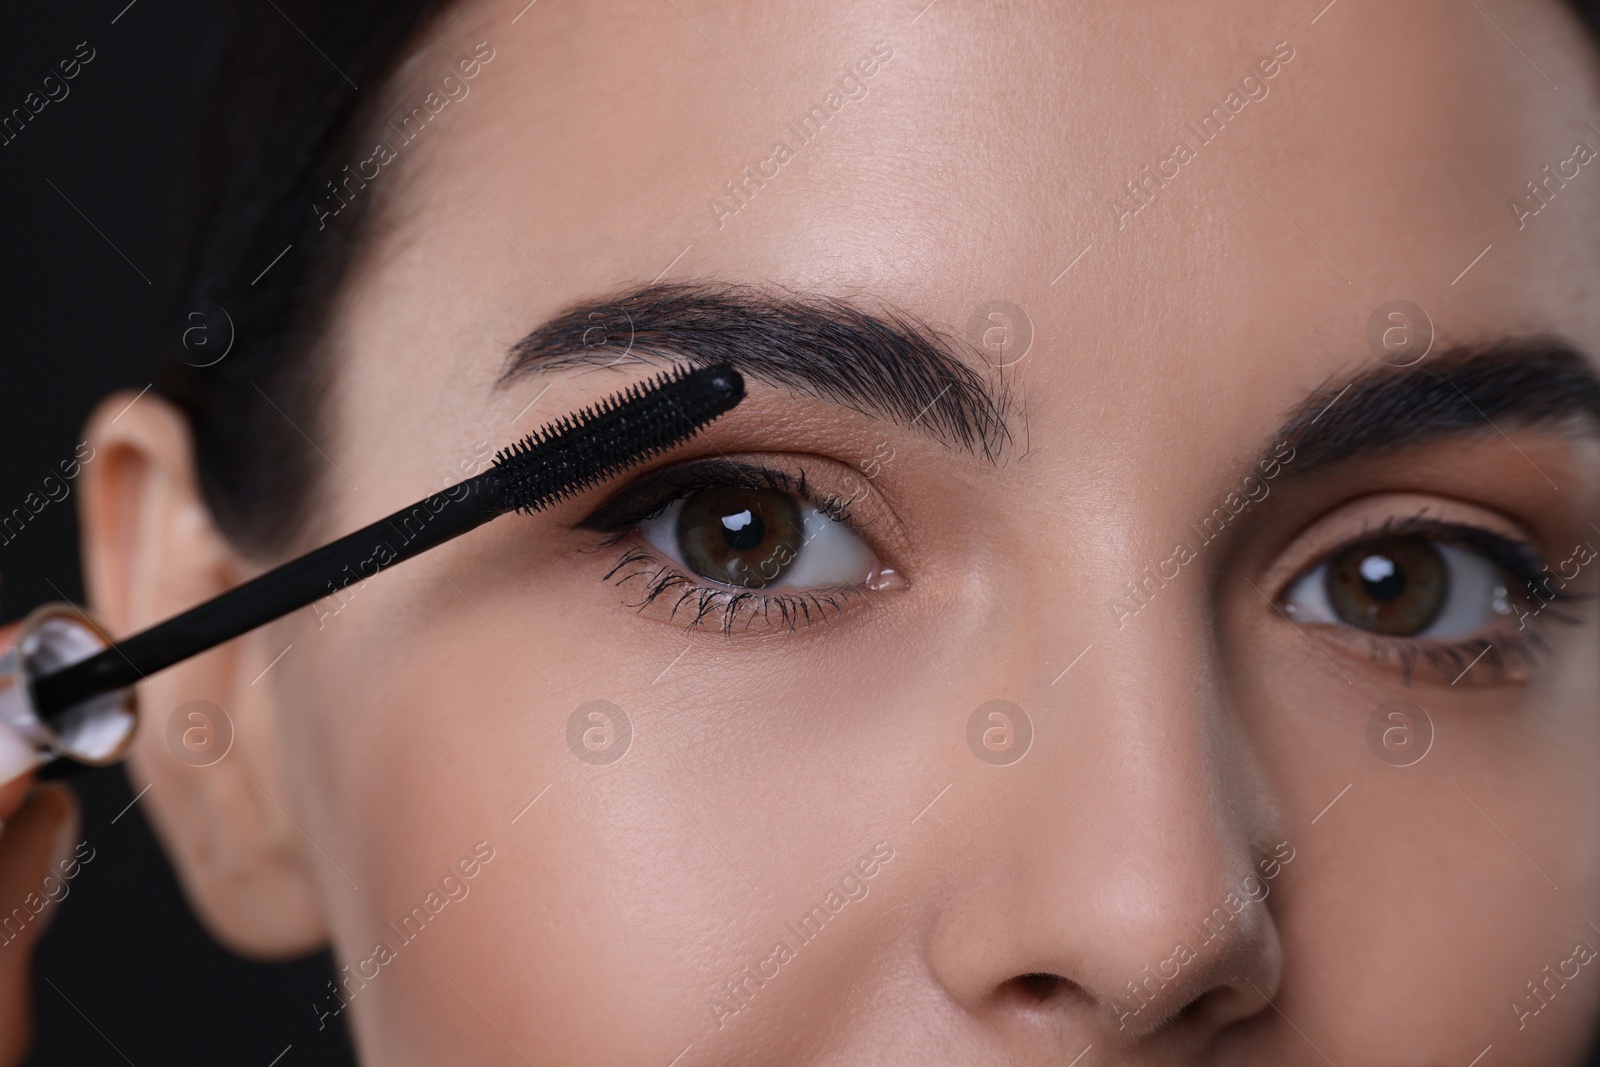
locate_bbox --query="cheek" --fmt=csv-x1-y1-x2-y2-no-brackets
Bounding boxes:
1230,631,1600,1056
293,543,973,1060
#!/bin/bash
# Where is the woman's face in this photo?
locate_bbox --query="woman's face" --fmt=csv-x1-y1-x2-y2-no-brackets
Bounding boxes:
96,0,1600,1062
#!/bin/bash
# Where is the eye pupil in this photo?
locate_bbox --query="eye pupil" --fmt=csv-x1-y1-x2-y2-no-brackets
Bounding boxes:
720,509,764,550
1326,536,1447,635
1357,554,1403,599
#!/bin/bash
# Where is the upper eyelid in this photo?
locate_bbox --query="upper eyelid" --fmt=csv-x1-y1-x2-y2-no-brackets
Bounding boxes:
573,456,870,533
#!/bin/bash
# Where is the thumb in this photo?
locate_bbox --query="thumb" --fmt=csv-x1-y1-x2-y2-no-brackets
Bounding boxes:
0,785,78,1066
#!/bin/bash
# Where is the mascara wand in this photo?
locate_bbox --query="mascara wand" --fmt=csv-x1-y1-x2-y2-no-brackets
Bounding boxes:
2,363,744,773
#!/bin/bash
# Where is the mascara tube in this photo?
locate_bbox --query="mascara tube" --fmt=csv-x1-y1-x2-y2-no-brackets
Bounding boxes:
0,603,139,775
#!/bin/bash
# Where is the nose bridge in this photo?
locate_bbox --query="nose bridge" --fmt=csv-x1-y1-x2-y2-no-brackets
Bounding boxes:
1057,613,1277,998
1026,447,1272,900
926,573,1284,1039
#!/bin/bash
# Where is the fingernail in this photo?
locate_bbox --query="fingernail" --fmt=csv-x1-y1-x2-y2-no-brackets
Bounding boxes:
0,722,36,785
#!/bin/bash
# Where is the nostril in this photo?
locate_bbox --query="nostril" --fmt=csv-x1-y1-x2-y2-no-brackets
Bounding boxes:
1008,972,1073,1003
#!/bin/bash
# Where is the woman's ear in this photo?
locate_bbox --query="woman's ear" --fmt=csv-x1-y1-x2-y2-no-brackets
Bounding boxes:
77,389,327,959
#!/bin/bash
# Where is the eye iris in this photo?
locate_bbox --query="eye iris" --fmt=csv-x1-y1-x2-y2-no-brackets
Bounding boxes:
1325,536,1447,635
677,487,803,588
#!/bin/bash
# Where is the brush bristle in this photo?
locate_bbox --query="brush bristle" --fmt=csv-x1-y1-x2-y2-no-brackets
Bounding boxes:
492,363,745,513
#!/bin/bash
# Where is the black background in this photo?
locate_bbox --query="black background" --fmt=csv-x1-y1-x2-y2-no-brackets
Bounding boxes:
0,3,354,1064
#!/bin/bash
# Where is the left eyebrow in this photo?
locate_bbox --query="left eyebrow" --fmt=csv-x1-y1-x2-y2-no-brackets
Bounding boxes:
1271,340,1600,478
496,282,1012,461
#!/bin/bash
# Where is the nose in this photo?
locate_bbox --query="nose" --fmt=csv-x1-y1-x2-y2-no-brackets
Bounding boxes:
924,607,1285,1051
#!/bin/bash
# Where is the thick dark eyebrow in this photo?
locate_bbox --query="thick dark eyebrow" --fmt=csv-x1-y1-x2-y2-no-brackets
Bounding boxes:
1272,340,1600,478
496,283,1011,460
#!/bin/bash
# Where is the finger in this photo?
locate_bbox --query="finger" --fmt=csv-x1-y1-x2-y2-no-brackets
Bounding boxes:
0,735,35,822
0,622,33,823
0,785,77,1066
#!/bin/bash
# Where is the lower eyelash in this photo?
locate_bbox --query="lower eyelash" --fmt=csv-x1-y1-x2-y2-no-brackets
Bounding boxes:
602,545,864,635
1359,600,1590,685
1372,634,1536,687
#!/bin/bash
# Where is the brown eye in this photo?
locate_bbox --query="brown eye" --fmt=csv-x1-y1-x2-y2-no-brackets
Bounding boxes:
675,487,805,588
636,476,883,594
1323,536,1446,635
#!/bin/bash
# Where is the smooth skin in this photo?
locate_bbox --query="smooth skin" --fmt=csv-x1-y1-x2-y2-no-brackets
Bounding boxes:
0,783,74,1065
45,0,1600,1063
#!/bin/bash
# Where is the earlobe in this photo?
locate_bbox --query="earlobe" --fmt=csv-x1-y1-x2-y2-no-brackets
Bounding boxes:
77,390,328,958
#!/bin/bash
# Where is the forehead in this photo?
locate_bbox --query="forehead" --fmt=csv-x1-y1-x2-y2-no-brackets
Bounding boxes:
339,0,1600,473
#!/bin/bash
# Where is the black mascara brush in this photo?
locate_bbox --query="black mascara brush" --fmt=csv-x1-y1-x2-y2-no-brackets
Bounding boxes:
1,363,744,773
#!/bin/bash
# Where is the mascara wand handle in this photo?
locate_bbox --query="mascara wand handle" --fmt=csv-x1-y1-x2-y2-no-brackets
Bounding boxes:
27,361,744,771
30,470,509,721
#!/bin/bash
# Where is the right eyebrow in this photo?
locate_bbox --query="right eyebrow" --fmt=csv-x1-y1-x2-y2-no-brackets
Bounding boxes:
496,282,1012,461
1272,340,1600,478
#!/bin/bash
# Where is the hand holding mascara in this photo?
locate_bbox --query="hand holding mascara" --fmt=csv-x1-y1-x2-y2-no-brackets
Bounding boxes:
0,364,744,776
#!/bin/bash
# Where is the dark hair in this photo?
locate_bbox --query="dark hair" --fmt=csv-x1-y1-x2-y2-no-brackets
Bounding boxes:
159,0,451,555
161,0,1600,557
